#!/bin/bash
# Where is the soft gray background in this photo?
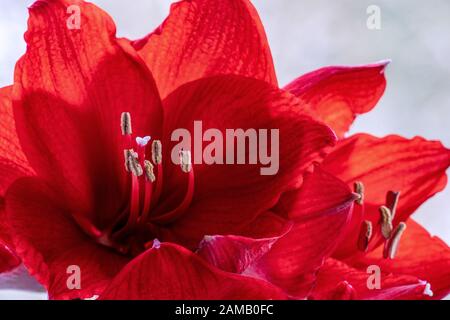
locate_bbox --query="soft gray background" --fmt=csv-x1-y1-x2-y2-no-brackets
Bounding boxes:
0,0,449,299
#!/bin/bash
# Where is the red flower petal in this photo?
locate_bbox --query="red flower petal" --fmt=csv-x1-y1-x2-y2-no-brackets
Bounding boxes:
284,62,388,138
100,243,286,300
196,223,291,274
348,220,450,299
0,86,34,196
274,167,359,220
5,177,128,300
158,76,336,249
195,171,356,299
13,0,163,227
0,202,20,273
323,134,450,257
133,0,277,98
310,258,431,300
246,169,355,298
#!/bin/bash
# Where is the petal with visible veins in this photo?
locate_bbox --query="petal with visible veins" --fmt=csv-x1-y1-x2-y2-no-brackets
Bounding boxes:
100,243,287,300
0,86,34,196
132,0,277,98
284,62,388,138
13,0,163,227
310,258,432,300
5,177,128,300
157,76,336,249
322,134,450,257
199,169,355,298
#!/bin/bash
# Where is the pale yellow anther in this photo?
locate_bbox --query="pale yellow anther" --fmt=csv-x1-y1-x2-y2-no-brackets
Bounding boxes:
384,222,407,259
152,140,162,165
144,160,156,182
180,150,192,173
379,205,393,239
120,112,132,135
127,150,143,177
123,149,132,172
354,181,364,205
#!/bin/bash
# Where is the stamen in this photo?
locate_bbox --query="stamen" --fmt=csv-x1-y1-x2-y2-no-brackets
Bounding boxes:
383,222,407,259
386,191,400,220
152,162,164,207
128,151,143,177
123,149,134,172
357,220,372,252
180,150,192,173
144,160,156,182
115,174,141,238
120,112,132,135
379,205,393,239
152,140,162,165
151,166,195,225
354,181,364,205
71,214,102,239
139,160,155,223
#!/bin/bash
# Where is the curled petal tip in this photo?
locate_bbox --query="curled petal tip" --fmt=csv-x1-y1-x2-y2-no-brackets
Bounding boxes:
376,59,392,73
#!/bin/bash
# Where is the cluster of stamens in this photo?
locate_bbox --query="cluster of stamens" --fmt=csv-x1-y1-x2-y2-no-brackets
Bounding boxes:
354,181,407,259
92,112,195,254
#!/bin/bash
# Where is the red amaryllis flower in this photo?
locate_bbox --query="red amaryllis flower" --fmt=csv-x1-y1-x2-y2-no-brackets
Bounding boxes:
0,0,337,299
0,0,449,301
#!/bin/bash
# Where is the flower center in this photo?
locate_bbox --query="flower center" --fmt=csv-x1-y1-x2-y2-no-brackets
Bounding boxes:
354,182,407,259
85,112,195,256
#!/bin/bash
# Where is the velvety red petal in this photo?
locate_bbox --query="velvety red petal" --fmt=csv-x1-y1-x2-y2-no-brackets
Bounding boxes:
323,134,450,257
13,0,163,227
157,75,336,249
310,258,431,300
100,243,286,300
133,0,277,98
284,62,388,138
0,86,34,196
245,169,355,298
5,177,128,300
349,220,450,299
196,223,291,274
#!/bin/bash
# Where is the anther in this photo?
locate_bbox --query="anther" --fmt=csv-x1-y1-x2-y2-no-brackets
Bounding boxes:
357,220,372,252
128,151,143,177
144,160,156,182
152,140,162,164
379,205,393,239
354,181,364,205
123,149,133,172
180,150,192,173
120,112,132,135
383,222,407,259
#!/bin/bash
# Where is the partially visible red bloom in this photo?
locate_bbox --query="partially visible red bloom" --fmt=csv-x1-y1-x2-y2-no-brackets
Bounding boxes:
0,0,449,300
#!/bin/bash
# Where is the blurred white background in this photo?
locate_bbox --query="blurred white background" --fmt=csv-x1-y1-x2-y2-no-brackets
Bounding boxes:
0,0,449,299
